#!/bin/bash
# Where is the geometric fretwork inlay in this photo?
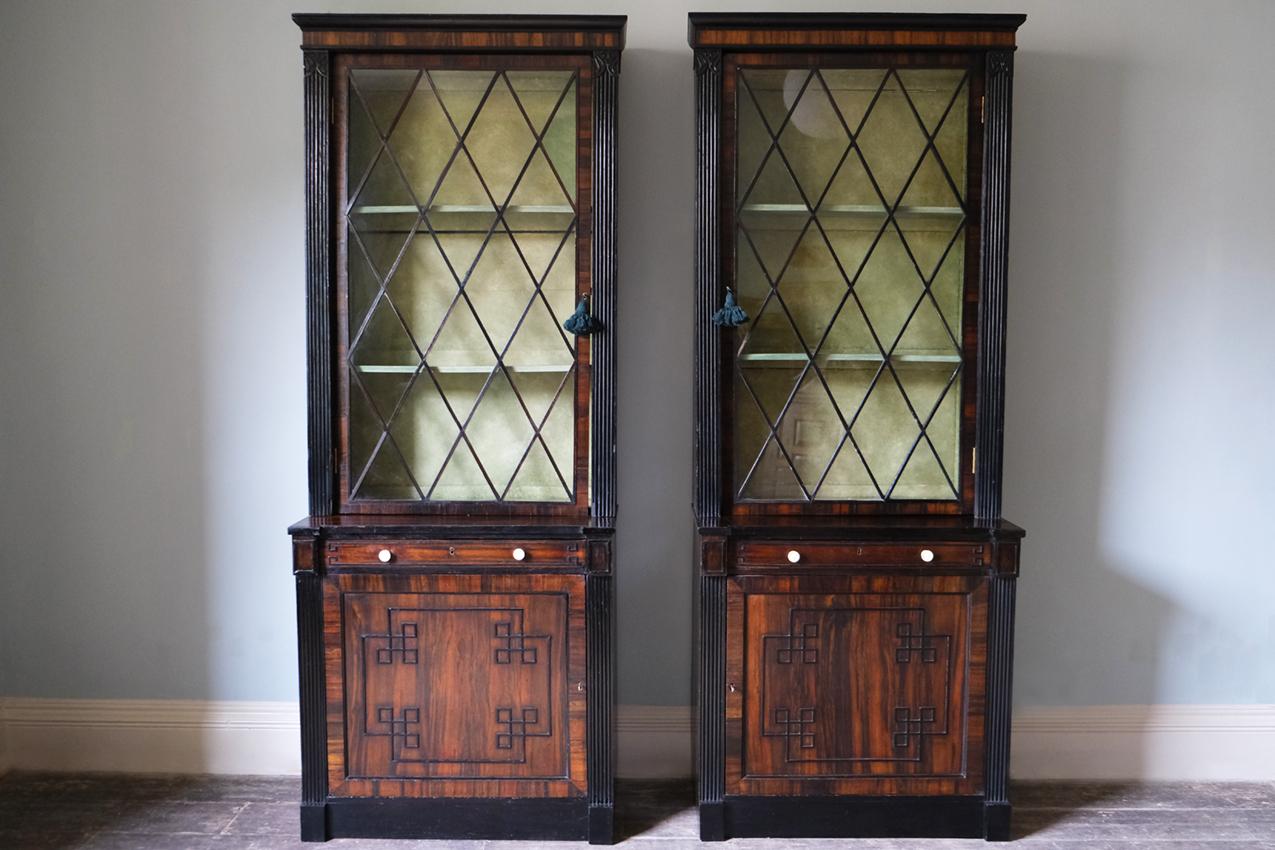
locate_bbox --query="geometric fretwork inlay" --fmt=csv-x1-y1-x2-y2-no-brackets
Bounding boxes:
757,603,955,769
353,598,560,775
892,705,938,749
375,621,419,665
776,621,819,664
372,705,422,751
895,620,939,663
495,706,547,751
494,618,540,665
774,706,816,749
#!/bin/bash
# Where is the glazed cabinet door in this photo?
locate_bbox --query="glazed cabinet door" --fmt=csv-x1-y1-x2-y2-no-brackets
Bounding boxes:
721,53,983,517
325,572,586,798
336,53,595,515
726,573,986,796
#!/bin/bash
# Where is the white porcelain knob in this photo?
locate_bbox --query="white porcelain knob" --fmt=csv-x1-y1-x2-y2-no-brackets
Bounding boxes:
512,547,526,561
377,549,393,563
920,549,935,563
787,550,801,564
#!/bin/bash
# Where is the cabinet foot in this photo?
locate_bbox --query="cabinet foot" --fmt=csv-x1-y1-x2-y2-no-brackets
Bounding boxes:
984,801,1012,841
699,801,726,841
299,803,328,842
588,803,614,845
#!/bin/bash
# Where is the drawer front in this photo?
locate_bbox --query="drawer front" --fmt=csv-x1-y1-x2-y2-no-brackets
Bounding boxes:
735,541,985,570
326,539,585,569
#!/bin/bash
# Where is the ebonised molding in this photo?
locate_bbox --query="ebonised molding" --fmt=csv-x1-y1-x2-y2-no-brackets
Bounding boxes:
294,562,328,842
984,574,1018,840
324,797,589,840
294,13,627,35
303,49,334,517
697,573,727,841
591,48,620,525
693,48,724,528
975,49,1015,525
586,572,615,844
688,12,1027,33
723,795,986,838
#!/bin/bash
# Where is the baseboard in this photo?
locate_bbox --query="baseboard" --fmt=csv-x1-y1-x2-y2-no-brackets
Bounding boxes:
1,700,1272,781
1012,704,1275,781
616,705,693,779
0,699,301,776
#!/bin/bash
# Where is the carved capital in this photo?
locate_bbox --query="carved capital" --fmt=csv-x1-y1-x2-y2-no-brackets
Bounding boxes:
302,50,329,79
987,49,1013,77
694,48,722,78
593,49,620,78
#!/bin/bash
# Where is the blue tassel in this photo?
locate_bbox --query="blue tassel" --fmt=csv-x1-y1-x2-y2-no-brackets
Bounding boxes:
563,297,604,336
712,288,749,327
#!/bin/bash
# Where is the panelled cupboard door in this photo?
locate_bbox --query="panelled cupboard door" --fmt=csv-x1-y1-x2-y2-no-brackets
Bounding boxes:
726,574,987,796
324,572,587,798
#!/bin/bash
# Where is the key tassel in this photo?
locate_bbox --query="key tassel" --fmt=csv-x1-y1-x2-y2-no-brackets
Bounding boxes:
563,296,604,336
712,288,749,327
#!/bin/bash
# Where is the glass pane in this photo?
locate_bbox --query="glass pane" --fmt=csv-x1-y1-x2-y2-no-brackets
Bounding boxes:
347,66,578,503
733,65,968,502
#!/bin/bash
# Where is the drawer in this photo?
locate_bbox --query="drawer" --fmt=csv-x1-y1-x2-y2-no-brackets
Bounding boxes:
735,540,986,570
325,539,585,569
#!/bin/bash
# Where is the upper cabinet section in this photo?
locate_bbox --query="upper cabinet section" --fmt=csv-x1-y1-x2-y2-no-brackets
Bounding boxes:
298,16,625,518
690,14,1023,522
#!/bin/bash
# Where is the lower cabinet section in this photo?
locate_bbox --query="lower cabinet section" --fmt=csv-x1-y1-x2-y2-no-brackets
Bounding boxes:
326,572,587,799
292,548,614,844
727,574,986,797
699,564,1016,843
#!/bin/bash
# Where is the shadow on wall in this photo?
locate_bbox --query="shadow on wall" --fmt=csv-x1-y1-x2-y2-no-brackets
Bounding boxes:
1006,45,1177,777
614,46,697,709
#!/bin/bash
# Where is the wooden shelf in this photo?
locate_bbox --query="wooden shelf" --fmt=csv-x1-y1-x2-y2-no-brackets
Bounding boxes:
355,363,572,375
351,204,575,215
739,203,964,232
738,351,960,368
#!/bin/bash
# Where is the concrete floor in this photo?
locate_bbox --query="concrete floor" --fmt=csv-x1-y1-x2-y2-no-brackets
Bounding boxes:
0,774,1273,849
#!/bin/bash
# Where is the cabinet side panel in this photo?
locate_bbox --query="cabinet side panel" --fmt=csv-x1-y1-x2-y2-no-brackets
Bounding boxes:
974,50,1014,523
303,49,335,516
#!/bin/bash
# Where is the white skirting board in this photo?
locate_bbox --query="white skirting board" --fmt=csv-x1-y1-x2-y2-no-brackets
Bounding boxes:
1,700,1273,781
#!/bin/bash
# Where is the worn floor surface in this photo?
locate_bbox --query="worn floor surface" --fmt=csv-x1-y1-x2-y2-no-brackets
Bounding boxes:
0,774,1272,849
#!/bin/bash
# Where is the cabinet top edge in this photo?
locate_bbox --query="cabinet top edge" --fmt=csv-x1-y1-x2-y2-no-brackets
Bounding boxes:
688,12,1024,50
295,13,627,46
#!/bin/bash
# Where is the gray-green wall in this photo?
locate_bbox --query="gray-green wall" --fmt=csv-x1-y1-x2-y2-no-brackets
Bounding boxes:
2,0,1273,708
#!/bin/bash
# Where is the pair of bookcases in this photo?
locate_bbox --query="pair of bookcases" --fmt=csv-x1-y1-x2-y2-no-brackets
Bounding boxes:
289,12,1025,844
